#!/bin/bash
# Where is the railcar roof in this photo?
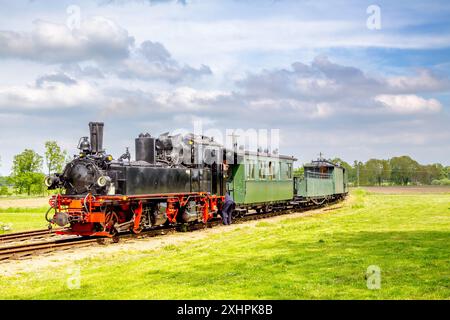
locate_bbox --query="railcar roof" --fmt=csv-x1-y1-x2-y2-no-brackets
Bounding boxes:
241,150,297,161
304,159,341,168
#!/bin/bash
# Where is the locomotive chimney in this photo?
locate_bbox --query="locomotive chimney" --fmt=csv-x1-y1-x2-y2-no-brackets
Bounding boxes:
135,133,156,164
89,122,104,153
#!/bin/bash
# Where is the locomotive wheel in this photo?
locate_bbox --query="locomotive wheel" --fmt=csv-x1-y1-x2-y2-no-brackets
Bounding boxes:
105,210,119,233
132,211,150,234
112,233,120,243
131,225,142,234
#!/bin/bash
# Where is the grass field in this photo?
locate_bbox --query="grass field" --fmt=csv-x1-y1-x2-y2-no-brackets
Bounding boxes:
0,206,49,233
0,189,449,299
0,196,49,232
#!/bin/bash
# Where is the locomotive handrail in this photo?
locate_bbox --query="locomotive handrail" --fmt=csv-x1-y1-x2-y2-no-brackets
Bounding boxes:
83,193,96,213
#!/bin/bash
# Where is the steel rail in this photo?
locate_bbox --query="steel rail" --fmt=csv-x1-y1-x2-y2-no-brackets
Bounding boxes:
0,237,97,261
0,228,67,244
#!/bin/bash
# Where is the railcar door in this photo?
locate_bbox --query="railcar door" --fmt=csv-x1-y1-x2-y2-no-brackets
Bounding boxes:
293,176,298,195
211,163,226,196
225,163,238,200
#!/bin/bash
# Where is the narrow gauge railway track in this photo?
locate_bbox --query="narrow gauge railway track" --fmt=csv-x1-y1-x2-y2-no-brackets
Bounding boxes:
0,199,342,261
0,237,97,261
0,228,65,245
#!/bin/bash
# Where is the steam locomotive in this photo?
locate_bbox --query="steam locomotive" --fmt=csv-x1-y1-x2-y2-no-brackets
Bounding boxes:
45,122,228,237
45,122,347,237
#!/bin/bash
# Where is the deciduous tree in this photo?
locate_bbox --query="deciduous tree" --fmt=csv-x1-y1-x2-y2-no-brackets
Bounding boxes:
45,141,67,175
11,149,44,195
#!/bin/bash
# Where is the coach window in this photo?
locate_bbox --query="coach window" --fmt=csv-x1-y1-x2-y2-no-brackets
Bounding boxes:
279,162,284,180
259,161,265,180
252,161,256,179
245,162,250,180
245,161,250,180
247,160,255,180
273,161,279,180
287,163,293,179
279,162,283,180
258,161,262,179
268,161,273,180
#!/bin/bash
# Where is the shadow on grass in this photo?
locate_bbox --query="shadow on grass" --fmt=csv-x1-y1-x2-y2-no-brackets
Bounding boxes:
116,230,450,299
2,230,448,300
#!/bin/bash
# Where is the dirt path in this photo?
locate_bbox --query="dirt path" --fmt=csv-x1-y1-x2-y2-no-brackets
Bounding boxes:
0,197,48,209
0,200,347,277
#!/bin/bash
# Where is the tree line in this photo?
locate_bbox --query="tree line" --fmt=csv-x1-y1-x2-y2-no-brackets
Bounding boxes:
0,141,68,196
293,155,450,186
332,156,450,186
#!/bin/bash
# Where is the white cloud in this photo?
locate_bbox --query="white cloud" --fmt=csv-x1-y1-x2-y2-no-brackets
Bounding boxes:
116,17,450,68
0,17,134,63
248,99,334,118
237,56,448,118
148,86,229,111
1,56,446,122
0,18,212,83
375,94,442,114
115,41,212,82
0,81,103,110
386,69,450,93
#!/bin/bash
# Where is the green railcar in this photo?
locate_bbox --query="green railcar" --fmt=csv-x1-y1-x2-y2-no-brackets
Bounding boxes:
296,159,348,199
227,151,296,208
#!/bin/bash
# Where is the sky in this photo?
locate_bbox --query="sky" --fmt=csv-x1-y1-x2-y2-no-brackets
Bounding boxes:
0,0,449,174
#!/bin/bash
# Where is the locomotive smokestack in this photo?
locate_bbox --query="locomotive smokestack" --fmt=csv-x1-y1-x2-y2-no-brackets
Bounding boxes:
135,133,155,164
89,122,104,153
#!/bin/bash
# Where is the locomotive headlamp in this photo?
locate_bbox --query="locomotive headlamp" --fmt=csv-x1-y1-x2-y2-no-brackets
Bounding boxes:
44,176,53,187
96,175,111,187
44,175,60,188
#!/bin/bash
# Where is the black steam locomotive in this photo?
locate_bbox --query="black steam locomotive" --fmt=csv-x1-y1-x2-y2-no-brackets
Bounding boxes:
45,122,229,236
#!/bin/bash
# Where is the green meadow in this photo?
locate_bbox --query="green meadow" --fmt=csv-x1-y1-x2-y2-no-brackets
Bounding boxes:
0,206,49,233
0,189,449,299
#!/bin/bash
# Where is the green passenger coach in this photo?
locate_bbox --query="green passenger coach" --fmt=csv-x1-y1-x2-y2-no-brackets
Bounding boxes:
227,151,297,209
295,159,348,200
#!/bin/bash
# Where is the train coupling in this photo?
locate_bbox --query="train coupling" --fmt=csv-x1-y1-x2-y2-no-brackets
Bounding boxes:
54,212,70,227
